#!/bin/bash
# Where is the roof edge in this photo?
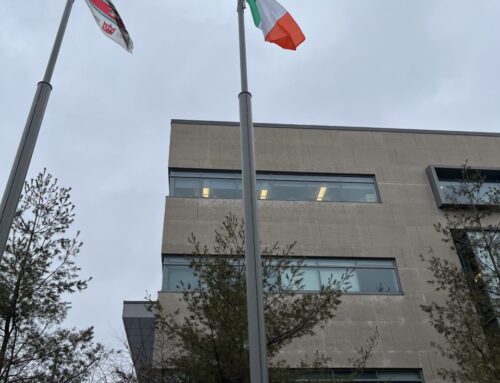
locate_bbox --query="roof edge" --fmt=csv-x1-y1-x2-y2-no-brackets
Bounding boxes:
170,119,500,137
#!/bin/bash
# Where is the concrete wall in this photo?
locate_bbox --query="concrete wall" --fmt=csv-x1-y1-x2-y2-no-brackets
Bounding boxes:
159,121,500,382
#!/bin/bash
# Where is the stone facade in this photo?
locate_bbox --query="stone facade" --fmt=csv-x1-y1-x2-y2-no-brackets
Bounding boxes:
151,120,500,382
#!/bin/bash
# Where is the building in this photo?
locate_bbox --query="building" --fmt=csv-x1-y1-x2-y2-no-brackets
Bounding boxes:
123,119,500,382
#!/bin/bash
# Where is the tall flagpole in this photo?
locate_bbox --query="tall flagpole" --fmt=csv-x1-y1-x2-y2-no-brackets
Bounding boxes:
0,0,74,262
237,1,269,382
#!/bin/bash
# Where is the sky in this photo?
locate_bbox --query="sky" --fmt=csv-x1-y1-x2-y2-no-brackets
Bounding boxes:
1,0,500,350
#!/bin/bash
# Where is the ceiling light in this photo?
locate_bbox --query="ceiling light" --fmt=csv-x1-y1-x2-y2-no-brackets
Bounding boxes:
317,186,327,201
202,187,210,198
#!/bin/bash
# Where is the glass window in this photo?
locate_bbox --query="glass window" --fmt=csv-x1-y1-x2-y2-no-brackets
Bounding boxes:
340,182,379,203
320,268,359,292
375,370,423,382
162,256,401,294
317,259,355,267
172,178,202,198
296,268,321,291
205,178,242,199
453,230,500,327
170,170,380,203
427,166,500,208
168,268,196,290
466,231,500,299
356,268,399,293
162,264,198,291
283,369,424,382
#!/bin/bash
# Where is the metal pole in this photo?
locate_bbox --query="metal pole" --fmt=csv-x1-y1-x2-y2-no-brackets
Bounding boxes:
0,0,74,261
237,1,269,382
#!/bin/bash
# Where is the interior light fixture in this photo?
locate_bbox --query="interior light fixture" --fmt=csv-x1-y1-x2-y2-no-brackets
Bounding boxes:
317,186,327,201
260,189,268,200
202,187,210,198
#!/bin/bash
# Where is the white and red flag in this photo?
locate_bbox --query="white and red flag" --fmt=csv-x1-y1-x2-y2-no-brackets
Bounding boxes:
84,0,133,53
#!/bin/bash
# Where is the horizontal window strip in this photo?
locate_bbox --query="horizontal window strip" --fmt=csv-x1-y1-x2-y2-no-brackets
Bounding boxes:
162,256,401,295
284,368,424,382
162,368,424,383
170,170,380,203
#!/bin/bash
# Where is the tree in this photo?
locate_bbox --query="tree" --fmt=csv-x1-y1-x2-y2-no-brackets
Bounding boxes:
421,164,500,382
0,170,105,382
151,213,377,383
85,340,139,383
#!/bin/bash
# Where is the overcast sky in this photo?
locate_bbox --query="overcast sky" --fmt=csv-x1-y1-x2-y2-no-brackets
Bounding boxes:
1,0,500,350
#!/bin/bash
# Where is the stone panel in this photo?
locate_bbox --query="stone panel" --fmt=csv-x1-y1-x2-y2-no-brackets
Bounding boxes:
158,121,500,381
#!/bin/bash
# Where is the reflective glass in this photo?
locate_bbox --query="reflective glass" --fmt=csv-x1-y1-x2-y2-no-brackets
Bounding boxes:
172,178,202,198
317,259,355,267
162,257,400,294
340,183,379,203
299,268,321,290
439,181,500,204
265,180,317,201
378,370,422,380
282,268,321,291
320,268,359,292
165,266,199,291
205,178,242,199
356,268,398,293
322,183,342,202
467,231,500,297
288,369,423,382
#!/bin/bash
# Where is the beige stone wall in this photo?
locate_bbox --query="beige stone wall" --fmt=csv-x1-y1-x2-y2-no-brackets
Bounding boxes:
158,121,500,382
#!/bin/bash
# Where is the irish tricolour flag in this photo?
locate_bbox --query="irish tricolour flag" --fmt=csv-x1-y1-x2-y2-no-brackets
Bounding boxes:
246,0,305,50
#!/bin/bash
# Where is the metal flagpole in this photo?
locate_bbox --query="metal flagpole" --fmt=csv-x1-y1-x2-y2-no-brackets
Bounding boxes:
0,0,74,262
237,1,269,382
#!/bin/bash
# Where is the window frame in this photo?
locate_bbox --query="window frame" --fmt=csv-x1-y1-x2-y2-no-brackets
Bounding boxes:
427,165,500,208
161,255,403,296
168,168,381,203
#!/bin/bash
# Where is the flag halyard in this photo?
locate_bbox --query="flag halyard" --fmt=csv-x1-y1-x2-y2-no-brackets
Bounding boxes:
84,0,133,53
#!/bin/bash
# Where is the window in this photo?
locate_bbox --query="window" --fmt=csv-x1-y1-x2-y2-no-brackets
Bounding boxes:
163,369,424,383
466,231,500,296
284,369,424,382
162,256,401,294
169,170,380,203
453,230,500,327
162,257,200,291
427,165,500,208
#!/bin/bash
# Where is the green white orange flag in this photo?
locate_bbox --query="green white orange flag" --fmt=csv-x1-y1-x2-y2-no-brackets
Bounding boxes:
246,0,305,50
84,0,133,53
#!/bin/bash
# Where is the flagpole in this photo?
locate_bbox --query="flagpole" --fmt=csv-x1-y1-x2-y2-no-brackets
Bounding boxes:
0,0,74,262
237,1,269,382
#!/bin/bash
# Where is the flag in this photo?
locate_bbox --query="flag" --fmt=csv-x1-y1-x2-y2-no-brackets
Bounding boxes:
84,0,133,53
246,0,305,50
